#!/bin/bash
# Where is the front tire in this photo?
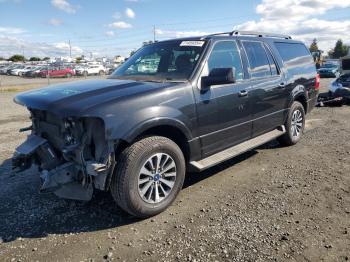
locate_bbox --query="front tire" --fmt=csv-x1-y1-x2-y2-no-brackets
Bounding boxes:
278,101,305,146
111,136,186,218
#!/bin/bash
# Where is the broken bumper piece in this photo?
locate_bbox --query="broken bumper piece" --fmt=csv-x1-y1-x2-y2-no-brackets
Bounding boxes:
12,134,115,201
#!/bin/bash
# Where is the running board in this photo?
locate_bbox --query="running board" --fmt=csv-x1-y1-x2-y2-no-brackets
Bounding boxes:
190,126,286,172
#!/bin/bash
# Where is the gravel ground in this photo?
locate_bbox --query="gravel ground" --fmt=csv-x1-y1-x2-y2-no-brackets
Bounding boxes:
0,75,106,91
0,78,349,262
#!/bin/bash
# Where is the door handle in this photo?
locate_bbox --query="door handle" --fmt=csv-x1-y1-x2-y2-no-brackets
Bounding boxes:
279,82,286,88
238,90,248,97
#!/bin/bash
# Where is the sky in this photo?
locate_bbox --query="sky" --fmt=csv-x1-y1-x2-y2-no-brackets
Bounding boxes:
0,0,350,58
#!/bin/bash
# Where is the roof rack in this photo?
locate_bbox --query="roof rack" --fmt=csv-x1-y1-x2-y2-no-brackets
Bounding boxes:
231,31,292,39
201,30,292,40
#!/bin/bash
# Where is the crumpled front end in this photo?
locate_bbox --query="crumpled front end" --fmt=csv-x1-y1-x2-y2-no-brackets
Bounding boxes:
12,109,116,201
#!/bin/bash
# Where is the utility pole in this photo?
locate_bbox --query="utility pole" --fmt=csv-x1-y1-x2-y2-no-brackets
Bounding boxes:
21,45,25,62
68,40,72,58
153,25,156,42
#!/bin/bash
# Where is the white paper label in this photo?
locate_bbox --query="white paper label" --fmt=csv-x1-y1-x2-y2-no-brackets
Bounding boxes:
180,41,205,47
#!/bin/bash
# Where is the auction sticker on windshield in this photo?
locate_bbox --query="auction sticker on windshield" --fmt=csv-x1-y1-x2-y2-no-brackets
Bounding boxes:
180,41,205,47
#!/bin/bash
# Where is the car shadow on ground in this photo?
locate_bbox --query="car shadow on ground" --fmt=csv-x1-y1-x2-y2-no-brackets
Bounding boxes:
0,140,280,243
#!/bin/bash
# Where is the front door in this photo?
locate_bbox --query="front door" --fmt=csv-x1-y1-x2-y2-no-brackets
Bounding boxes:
194,40,253,158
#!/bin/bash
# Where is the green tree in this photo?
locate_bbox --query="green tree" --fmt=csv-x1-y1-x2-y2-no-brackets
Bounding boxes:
29,57,41,61
331,39,349,59
309,38,319,53
0,57,5,61
129,50,137,57
8,54,25,62
75,56,83,63
42,57,51,61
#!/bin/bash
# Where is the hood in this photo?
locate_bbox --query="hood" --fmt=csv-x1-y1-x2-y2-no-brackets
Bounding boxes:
14,79,173,117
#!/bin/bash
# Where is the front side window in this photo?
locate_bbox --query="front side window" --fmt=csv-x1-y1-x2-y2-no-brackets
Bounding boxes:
242,41,271,78
207,41,244,80
112,40,206,82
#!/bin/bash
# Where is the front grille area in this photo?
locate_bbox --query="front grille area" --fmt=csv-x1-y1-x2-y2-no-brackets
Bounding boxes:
31,110,67,151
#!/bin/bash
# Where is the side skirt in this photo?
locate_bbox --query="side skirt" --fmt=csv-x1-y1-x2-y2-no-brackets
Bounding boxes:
189,125,286,172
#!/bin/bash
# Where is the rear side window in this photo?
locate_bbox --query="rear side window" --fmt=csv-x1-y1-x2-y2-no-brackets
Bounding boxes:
242,41,271,78
274,42,311,63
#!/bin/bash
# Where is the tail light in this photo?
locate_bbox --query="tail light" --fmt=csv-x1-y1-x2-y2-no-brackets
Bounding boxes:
315,74,320,90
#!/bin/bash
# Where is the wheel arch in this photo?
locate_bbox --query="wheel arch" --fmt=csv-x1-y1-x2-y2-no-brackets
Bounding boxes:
293,94,308,114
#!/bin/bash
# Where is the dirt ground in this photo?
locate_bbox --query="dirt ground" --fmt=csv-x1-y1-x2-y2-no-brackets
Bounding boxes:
0,75,106,91
0,78,349,262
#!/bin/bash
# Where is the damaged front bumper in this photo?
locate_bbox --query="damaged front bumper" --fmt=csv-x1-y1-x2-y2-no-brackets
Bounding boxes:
12,112,116,201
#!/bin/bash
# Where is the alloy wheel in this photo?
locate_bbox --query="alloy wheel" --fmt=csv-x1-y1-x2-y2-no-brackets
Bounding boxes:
291,109,303,138
138,153,177,204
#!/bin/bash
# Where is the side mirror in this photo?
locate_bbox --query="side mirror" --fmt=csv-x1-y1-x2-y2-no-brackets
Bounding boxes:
201,67,236,91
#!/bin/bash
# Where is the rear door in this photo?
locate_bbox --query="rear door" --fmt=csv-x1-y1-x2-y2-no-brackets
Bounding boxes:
241,40,288,137
194,40,253,157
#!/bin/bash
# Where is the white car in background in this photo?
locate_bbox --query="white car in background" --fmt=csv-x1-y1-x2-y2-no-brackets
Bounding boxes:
76,64,106,76
10,65,34,76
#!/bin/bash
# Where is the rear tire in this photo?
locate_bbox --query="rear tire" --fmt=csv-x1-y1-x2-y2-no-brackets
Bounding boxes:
111,136,185,218
66,73,72,78
278,101,305,146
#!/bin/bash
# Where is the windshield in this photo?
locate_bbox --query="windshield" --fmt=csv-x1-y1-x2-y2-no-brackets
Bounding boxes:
111,40,206,82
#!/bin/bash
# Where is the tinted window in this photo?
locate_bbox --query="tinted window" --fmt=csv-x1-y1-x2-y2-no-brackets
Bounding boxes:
242,41,271,78
342,58,350,71
207,41,244,80
274,42,311,62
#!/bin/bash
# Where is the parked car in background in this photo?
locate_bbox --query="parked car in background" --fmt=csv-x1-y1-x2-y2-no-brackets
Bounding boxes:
317,63,340,78
329,56,350,97
24,66,46,78
13,31,319,218
76,64,106,76
6,64,23,75
0,64,12,74
10,65,35,76
39,67,75,78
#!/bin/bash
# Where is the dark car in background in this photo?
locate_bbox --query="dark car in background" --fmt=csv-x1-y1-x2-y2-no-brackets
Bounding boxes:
24,66,47,78
318,62,340,78
13,31,319,218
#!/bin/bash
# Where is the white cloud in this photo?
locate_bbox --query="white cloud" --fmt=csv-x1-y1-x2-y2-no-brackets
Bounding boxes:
112,12,121,20
109,21,132,29
155,29,209,38
235,0,350,51
51,0,77,14
105,30,115,37
125,8,135,19
0,26,25,34
48,18,64,26
0,36,83,58
54,42,82,53
256,0,350,21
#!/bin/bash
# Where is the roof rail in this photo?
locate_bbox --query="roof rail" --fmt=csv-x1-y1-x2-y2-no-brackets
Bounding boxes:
201,30,292,40
231,31,292,39
200,32,233,39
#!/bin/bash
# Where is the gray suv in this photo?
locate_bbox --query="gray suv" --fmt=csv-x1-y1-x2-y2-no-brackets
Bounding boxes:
13,31,319,218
